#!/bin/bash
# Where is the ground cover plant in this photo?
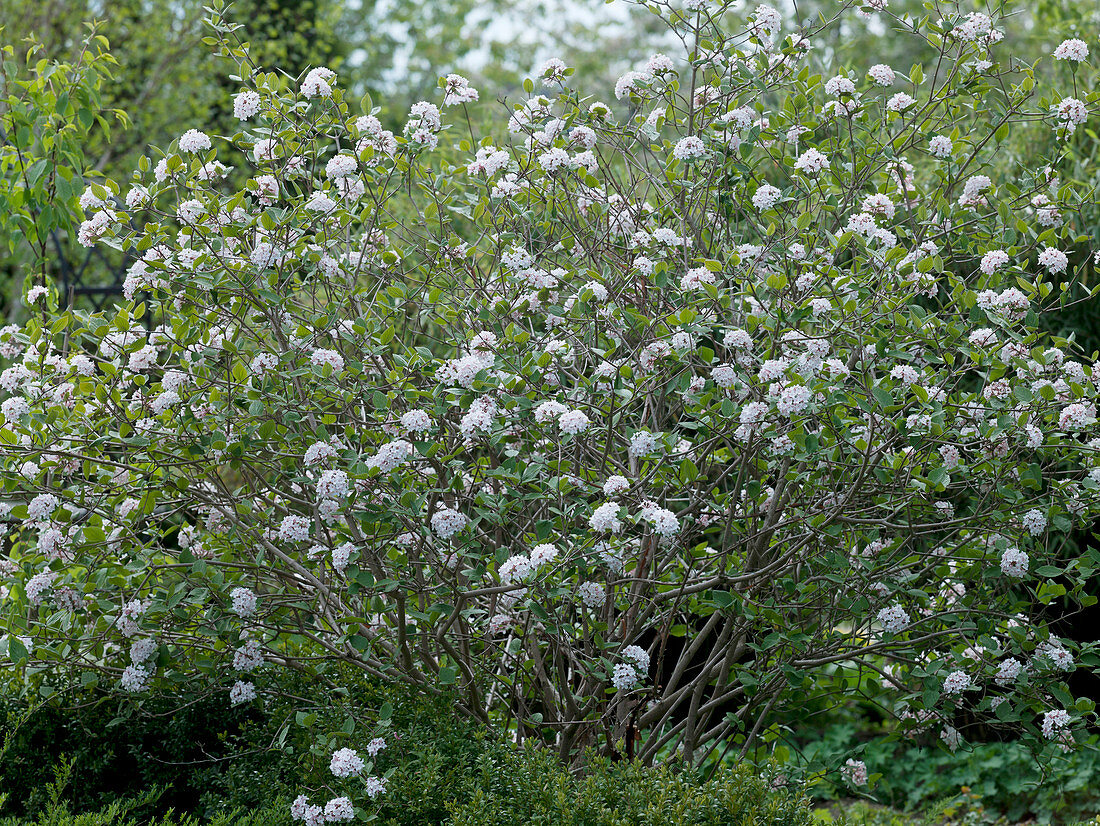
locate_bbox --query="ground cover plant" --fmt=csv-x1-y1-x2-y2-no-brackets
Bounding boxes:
3,0,1100,820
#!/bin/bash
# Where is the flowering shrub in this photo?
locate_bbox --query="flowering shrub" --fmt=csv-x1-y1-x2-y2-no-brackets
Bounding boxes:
3,0,1100,814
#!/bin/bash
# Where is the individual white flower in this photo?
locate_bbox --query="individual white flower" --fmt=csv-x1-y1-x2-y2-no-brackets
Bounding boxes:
230,680,257,705
928,136,953,158
431,507,467,539
942,670,971,694
578,580,606,607
794,148,829,176
1000,547,1028,578
329,748,365,778
234,90,261,119
1038,246,1068,274
1053,39,1088,62
672,136,707,161
178,129,211,153
589,502,622,533
876,604,910,634
868,64,895,85
752,184,781,211
231,586,258,617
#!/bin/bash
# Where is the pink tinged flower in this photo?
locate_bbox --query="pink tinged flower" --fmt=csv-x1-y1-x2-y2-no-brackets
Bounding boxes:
310,347,343,373
540,58,568,84
681,266,716,290
886,92,916,112
1021,508,1046,536
400,409,432,432
230,680,257,705
603,475,630,496
758,358,789,382
824,75,856,96
1038,246,1068,274
750,4,782,38
325,154,357,179
27,493,60,521
77,209,115,246
672,136,707,162
120,664,151,692
366,737,387,757
487,613,512,635
995,657,1023,685
928,135,953,158
118,599,148,637
329,747,365,778
324,798,355,823
79,184,108,210
712,365,738,388
942,670,971,695
178,129,211,153
876,604,910,634
231,586,258,617
794,149,829,176
291,795,312,821
868,64,895,85
578,580,605,607
752,184,781,211
1041,709,1071,739
841,758,868,787
530,543,558,566
316,469,350,499
431,507,467,539
890,364,918,385
1055,98,1088,128
279,515,310,543
1060,402,1095,430
612,662,639,690
234,90,261,119
534,400,568,424
979,249,1009,274
331,542,355,572
364,776,387,799
367,439,413,472
498,554,534,584
1037,641,1074,671
25,570,56,604
622,645,650,673
641,505,679,536
776,385,812,417
442,73,479,106
590,502,622,534
233,640,264,672
558,409,590,435
629,431,658,456
861,193,895,218
1053,39,1088,62
129,637,157,664
301,66,336,98
615,70,651,100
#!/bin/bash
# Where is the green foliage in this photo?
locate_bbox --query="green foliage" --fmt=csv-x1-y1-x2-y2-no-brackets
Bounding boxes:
778,710,1100,825
1,663,817,826
0,798,292,826
447,749,813,826
0,664,505,824
0,684,292,820
0,25,122,313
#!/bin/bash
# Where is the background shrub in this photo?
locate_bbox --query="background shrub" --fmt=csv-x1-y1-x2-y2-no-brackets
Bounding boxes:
447,749,811,826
